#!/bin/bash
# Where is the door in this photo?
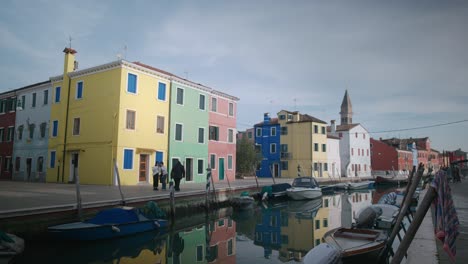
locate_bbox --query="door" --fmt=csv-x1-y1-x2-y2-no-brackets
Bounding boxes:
319,163,323,177
26,158,32,181
139,154,148,182
185,158,193,181
219,158,225,180
69,153,79,183
273,164,279,178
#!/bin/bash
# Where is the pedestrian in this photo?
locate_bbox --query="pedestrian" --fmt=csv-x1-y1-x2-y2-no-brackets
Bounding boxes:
152,161,161,190
170,159,185,191
160,161,168,190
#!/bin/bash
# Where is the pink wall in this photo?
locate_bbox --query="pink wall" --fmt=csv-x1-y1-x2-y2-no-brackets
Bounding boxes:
209,95,237,183
210,218,236,264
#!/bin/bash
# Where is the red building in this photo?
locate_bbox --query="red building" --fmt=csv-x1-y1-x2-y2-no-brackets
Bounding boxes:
370,138,413,173
0,91,17,180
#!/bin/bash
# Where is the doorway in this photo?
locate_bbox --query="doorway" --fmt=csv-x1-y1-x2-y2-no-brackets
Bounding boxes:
219,158,225,180
139,154,148,182
319,163,323,177
273,163,279,178
69,153,79,183
185,158,193,181
26,158,32,181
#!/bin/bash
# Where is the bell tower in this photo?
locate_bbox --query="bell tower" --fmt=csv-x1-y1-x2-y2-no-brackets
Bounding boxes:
340,90,353,125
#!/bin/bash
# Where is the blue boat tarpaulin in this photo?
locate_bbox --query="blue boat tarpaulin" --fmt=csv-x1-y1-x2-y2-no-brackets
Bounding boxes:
86,208,139,225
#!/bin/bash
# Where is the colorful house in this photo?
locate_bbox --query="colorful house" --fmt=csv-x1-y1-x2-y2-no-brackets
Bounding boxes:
208,217,236,264
12,81,51,182
254,113,281,178
326,130,341,179
277,110,328,178
167,226,207,264
0,90,17,180
370,138,413,175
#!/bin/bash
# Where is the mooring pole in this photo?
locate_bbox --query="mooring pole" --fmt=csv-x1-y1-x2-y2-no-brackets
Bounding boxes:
169,181,175,223
269,165,276,184
206,167,212,211
253,166,259,189
113,159,126,205
391,186,437,264
74,168,82,221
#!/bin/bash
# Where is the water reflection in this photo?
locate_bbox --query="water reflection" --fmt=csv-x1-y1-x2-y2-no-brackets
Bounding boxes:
16,188,405,264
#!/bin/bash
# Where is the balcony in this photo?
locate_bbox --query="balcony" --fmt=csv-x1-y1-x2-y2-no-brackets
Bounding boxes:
281,152,292,159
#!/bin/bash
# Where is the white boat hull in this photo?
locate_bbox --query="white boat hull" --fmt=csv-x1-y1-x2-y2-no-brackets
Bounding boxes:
286,187,322,200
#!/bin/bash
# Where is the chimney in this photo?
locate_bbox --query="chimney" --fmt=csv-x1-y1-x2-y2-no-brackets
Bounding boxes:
331,120,336,133
263,113,270,125
63,47,77,75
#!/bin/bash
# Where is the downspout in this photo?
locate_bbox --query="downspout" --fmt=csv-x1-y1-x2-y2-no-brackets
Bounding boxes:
61,75,72,182
166,78,173,170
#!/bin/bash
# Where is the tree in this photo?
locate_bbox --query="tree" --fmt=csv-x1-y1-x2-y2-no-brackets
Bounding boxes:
236,136,262,176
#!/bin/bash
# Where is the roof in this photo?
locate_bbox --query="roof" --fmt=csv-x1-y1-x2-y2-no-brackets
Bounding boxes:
1,80,51,97
327,134,340,140
327,123,359,132
255,118,279,127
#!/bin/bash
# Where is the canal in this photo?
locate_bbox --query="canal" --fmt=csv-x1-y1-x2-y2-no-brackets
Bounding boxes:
12,187,402,264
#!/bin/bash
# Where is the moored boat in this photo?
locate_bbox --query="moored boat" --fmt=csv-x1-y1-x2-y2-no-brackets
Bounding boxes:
230,192,255,210
286,177,322,200
0,231,24,257
303,243,341,264
375,175,408,185
348,181,373,190
48,205,168,241
259,183,292,200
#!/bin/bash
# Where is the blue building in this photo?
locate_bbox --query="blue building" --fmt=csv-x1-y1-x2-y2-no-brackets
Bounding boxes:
254,113,281,178
254,207,285,259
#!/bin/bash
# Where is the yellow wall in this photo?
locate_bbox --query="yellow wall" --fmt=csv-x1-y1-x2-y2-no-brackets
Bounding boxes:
314,197,330,244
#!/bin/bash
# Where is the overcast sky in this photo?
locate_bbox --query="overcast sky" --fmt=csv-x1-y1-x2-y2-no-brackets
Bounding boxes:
1,0,467,152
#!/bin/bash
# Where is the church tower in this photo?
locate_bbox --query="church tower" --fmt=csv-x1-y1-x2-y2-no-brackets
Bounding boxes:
340,90,353,125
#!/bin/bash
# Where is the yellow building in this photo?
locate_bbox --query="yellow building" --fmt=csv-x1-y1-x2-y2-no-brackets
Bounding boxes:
47,48,170,185
277,110,329,178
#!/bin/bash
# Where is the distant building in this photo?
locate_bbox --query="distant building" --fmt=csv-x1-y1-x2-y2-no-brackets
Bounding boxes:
0,90,17,180
370,138,413,175
237,128,254,143
327,130,341,178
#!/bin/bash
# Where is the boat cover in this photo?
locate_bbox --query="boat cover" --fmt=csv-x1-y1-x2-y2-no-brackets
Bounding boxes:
86,208,139,225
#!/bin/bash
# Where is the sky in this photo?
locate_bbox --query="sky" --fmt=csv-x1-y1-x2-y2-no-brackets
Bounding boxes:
1,0,467,152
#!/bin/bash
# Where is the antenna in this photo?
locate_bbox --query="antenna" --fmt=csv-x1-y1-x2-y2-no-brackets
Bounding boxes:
184,70,188,79
68,36,73,49
123,45,127,60
293,98,297,110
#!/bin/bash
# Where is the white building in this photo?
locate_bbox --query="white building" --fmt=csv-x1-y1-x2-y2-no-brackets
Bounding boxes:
328,90,371,177
327,133,341,179
12,81,51,182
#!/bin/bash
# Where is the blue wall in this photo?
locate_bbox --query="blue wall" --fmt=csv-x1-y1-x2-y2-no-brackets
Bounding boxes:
254,115,281,178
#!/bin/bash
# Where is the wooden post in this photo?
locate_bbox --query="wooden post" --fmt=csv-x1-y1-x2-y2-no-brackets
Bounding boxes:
391,187,437,264
380,164,424,262
74,167,82,221
225,169,232,189
210,167,217,203
113,159,126,205
169,181,175,222
269,165,276,184
253,166,259,189
206,167,212,211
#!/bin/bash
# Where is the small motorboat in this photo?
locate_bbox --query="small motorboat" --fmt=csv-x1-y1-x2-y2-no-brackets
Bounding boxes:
230,192,255,210
286,177,322,200
0,231,24,257
331,182,349,190
303,243,341,264
323,227,387,262
375,175,408,185
371,204,399,230
348,181,373,190
48,204,168,241
259,183,292,200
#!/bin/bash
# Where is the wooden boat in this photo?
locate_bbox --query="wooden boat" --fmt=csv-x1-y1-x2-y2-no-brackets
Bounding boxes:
371,204,399,230
286,177,322,200
0,231,24,257
323,227,387,262
230,192,255,210
48,206,168,241
375,175,408,185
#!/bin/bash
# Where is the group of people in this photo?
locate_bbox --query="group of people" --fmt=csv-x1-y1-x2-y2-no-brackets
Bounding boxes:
152,159,185,191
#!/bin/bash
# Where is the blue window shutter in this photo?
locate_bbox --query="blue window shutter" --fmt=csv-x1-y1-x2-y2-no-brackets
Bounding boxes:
52,120,58,137
50,151,56,168
156,151,163,163
127,73,137,93
55,87,61,102
124,149,133,169
158,83,166,100
77,82,83,98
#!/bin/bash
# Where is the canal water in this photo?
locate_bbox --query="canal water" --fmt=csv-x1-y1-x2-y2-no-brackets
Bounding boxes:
13,187,401,264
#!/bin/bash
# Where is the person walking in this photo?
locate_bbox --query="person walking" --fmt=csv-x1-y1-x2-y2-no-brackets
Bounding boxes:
170,160,185,191
160,161,168,190
152,161,161,190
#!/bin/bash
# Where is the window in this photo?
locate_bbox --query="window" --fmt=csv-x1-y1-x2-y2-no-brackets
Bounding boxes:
196,245,203,261
21,95,25,109
228,155,233,170
157,82,166,100
325,199,329,207
280,144,288,152
228,129,234,143
281,161,288,170
73,118,80,135
156,116,165,133
209,126,219,141
228,218,233,227
40,122,46,138
324,163,328,171
364,164,367,171
175,124,183,141
52,120,58,137
256,128,262,137
358,149,360,156
367,149,369,156
32,93,36,107
55,87,61,103
314,143,319,151
15,157,20,172
351,148,354,155
123,149,134,169
280,126,288,135
248,131,252,138
17,125,24,140
279,114,286,120
287,114,293,120
4,157,12,172
0,128,4,142
314,125,318,133
176,88,184,105
282,235,289,244
126,110,136,130
271,127,276,136
199,94,205,110
321,126,326,134
227,239,233,256
155,151,163,163
50,151,56,168
211,97,217,112
43,90,49,105
210,154,216,169
198,128,205,143
315,219,320,229
270,143,276,153
355,132,358,138
314,162,319,171
198,159,204,174
76,81,83,99
6,127,14,141
363,133,366,139
315,239,321,246
37,157,44,173
28,124,34,139
127,73,137,93
322,144,326,152
229,102,234,116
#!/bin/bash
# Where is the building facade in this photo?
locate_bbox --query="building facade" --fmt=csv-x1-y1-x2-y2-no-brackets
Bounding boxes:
0,91,17,180
326,132,341,179
254,113,280,178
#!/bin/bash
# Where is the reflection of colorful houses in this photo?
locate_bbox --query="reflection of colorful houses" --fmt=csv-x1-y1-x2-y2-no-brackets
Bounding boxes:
348,190,373,222
118,238,167,264
254,207,283,258
279,209,315,261
314,197,330,246
168,227,207,264
207,218,236,264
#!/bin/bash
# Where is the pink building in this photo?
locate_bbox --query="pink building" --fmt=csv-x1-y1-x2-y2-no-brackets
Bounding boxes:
208,217,236,263
208,93,238,183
